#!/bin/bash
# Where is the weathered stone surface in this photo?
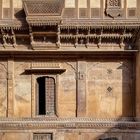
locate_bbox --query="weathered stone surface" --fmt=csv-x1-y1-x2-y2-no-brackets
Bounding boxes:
58,62,76,117
87,60,134,118
0,61,7,117
2,133,30,140
0,0,140,139
14,61,31,117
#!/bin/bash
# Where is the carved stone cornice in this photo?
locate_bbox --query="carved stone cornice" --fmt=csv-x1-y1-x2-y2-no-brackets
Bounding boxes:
27,19,62,26
61,20,140,28
0,19,28,30
0,117,139,130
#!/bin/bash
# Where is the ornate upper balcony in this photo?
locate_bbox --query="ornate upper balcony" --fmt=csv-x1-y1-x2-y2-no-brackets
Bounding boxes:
0,0,139,52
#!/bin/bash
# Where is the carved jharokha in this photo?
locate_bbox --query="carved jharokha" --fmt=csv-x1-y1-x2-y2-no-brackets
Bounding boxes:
0,0,140,140
0,25,138,50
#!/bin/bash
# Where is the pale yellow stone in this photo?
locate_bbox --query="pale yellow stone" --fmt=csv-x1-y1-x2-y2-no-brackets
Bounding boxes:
3,133,30,140
127,0,136,8
2,0,10,8
78,0,87,8
122,0,124,8
13,0,22,8
90,0,100,8
65,0,75,8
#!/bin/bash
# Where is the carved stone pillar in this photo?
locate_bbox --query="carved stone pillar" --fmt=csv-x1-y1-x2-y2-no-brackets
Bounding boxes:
77,61,86,117
7,60,14,117
136,52,140,120
0,0,2,19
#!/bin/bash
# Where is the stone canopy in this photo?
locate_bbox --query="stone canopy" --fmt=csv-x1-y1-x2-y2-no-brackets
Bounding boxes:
23,0,64,25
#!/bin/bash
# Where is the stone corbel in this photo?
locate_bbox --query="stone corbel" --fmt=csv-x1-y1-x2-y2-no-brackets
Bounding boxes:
29,26,34,45
1,29,7,47
11,29,16,47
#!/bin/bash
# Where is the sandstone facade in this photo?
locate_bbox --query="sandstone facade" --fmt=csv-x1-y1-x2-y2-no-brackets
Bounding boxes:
0,0,140,140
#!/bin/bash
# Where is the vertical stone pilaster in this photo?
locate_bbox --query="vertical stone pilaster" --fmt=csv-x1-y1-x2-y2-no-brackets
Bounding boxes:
137,0,140,18
31,74,35,117
55,132,64,140
136,52,140,120
10,0,13,19
7,60,14,117
101,0,104,19
76,0,78,18
56,74,59,117
87,0,90,18
124,0,127,18
77,61,86,117
0,0,2,19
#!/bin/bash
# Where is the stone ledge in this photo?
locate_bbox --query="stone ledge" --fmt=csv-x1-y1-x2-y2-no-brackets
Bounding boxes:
0,117,139,130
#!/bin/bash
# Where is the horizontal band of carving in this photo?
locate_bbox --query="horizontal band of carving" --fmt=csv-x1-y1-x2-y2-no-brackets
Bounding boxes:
0,20,140,29
61,20,140,28
0,117,139,130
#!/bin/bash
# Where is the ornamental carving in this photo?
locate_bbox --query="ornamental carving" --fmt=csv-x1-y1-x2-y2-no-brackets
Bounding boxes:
106,0,122,18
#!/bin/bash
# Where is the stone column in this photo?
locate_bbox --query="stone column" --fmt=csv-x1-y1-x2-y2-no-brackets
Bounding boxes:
137,0,140,18
0,0,2,19
7,60,14,117
77,61,86,117
10,0,13,19
76,0,78,18
87,0,90,18
101,0,104,19
136,52,140,120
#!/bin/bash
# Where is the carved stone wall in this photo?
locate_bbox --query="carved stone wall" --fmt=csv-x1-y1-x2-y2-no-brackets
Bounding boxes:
14,61,31,117
1,133,31,140
58,62,76,117
4,59,134,118
0,61,7,117
0,131,140,140
87,60,134,118
0,59,137,140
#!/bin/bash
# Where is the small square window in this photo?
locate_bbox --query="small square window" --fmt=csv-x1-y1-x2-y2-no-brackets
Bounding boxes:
79,8,88,18
3,8,11,19
127,8,136,17
33,133,53,140
91,8,100,18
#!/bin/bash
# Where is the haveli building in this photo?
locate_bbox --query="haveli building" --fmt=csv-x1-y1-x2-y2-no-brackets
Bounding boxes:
0,0,140,140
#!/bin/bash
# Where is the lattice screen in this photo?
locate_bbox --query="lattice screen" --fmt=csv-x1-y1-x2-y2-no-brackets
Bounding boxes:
33,133,52,140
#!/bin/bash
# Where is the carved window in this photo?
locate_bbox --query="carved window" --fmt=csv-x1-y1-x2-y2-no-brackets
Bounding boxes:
33,133,53,140
106,0,122,18
79,0,87,8
107,0,121,8
37,76,56,116
79,8,88,18
91,8,100,18
65,0,75,8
